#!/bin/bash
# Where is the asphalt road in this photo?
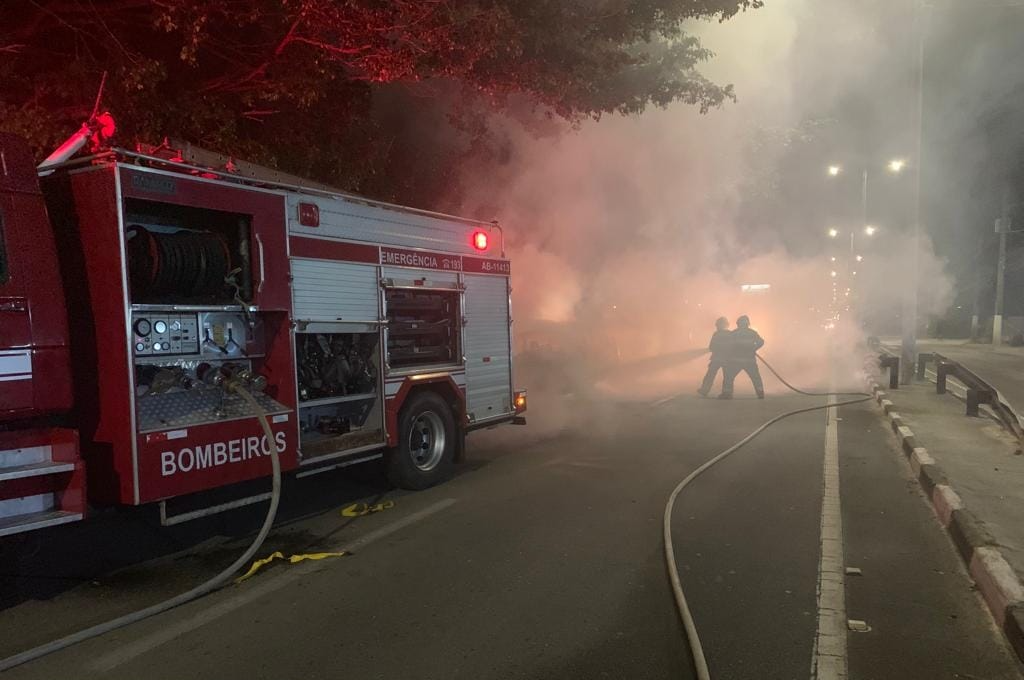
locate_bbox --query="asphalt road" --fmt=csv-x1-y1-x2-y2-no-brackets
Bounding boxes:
1,384,1022,679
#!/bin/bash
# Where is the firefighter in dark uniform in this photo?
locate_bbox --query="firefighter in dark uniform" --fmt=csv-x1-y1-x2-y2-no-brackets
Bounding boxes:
697,317,731,397
719,315,765,399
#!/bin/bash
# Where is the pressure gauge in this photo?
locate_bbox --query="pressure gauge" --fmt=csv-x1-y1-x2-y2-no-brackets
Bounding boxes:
154,320,168,334
134,318,152,337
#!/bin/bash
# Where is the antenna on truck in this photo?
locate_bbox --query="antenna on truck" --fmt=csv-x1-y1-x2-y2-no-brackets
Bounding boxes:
89,71,108,121
37,72,116,175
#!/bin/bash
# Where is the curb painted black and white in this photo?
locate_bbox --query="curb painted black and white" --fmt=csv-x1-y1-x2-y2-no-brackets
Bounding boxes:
866,378,1024,663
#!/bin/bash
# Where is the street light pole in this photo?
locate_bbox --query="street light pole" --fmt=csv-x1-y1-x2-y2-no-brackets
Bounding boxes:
901,2,930,384
994,185,1011,345
862,169,869,229
971,234,983,340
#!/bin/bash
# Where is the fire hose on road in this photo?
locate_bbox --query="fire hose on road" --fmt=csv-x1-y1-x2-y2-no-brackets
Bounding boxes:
0,383,282,673
663,353,873,680
1,351,872,676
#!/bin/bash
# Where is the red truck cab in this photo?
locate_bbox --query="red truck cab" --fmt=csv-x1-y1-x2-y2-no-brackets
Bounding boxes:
0,133,84,536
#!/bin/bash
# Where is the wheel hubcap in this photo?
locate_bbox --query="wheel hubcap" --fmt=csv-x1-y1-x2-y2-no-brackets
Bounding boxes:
409,410,446,471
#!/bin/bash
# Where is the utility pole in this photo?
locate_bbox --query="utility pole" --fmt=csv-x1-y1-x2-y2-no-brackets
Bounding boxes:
994,185,1011,345
901,2,929,384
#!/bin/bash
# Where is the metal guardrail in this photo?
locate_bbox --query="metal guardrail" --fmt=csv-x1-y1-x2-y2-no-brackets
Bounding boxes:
878,354,900,390
916,352,1024,442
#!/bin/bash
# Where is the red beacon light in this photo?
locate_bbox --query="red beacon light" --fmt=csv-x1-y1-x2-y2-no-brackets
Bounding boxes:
472,230,489,251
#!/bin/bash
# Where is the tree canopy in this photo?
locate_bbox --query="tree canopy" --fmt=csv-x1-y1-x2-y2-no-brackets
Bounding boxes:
0,0,761,206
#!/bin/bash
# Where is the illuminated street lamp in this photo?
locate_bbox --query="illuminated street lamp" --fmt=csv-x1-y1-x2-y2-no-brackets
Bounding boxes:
830,271,838,278
828,228,839,238
864,225,877,236
855,255,863,262
827,159,907,235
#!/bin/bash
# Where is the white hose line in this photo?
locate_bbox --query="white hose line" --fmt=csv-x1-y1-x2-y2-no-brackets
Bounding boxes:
663,362,872,680
0,385,281,673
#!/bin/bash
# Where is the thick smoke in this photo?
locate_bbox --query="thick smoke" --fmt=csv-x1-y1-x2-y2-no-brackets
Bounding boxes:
463,1,952,406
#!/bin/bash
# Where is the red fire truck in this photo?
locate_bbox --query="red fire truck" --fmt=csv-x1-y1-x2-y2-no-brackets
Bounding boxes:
0,123,524,537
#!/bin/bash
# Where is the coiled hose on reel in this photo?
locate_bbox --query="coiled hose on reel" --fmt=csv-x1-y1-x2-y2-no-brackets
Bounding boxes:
663,353,873,680
127,225,232,299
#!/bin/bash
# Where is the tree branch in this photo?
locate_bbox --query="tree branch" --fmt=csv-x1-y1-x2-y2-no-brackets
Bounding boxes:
200,15,304,93
288,36,375,57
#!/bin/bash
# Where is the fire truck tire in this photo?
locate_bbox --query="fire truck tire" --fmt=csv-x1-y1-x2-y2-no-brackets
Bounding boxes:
387,390,456,490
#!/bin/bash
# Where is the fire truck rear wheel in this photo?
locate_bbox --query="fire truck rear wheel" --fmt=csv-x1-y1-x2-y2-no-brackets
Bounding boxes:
387,390,456,490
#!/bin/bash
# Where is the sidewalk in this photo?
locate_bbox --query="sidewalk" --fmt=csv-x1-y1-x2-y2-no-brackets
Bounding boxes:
866,357,1024,662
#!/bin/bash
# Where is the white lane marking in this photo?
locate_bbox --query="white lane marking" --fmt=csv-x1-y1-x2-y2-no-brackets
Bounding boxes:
812,395,848,679
652,392,687,407
90,498,457,673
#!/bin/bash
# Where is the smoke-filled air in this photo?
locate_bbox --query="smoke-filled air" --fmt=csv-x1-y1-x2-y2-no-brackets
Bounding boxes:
461,0,952,406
